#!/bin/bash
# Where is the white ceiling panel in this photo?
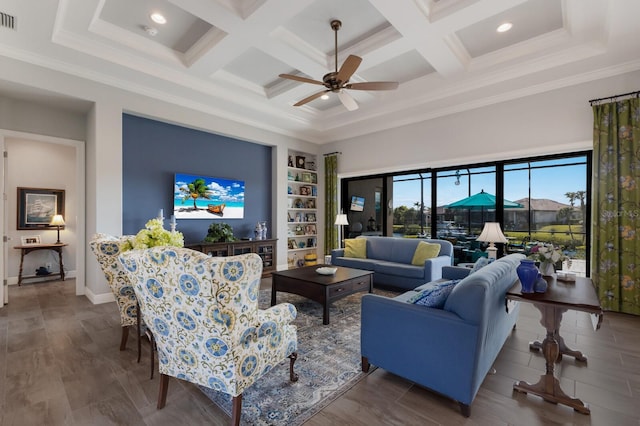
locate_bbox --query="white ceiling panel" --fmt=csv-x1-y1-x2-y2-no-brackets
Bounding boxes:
0,0,637,143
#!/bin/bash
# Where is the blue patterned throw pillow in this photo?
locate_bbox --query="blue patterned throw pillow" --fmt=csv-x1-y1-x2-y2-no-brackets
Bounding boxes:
407,279,461,308
470,256,490,274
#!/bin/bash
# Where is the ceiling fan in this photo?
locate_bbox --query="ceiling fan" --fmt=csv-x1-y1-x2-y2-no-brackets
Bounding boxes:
279,19,399,111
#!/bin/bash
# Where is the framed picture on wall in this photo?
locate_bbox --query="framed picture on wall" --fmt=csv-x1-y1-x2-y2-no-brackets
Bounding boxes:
17,187,65,230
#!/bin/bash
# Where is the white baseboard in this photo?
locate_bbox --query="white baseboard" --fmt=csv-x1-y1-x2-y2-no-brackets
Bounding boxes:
8,269,76,285
84,286,115,304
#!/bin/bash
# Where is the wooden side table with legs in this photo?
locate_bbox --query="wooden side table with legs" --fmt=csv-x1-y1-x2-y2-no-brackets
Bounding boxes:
14,243,68,285
506,275,603,414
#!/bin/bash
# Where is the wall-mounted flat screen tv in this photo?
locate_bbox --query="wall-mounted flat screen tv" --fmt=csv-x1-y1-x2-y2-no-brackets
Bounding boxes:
350,196,365,212
174,173,245,219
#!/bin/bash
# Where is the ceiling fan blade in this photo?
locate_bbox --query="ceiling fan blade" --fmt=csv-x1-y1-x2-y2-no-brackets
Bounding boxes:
346,81,399,91
338,90,359,111
336,55,362,84
279,74,324,86
293,90,329,107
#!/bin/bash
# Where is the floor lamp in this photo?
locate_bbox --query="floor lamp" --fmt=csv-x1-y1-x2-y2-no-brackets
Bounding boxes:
334,211,349,249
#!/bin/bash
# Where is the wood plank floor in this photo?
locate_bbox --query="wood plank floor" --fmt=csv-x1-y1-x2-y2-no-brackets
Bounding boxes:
1,278,639,425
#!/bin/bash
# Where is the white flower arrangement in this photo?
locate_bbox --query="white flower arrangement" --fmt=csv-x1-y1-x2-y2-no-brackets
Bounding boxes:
122,218,184,251
528,243,569,267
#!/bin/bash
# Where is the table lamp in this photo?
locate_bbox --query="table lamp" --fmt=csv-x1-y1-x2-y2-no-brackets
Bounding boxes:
476,222,508,260
334,210,349,248
50,214,65,244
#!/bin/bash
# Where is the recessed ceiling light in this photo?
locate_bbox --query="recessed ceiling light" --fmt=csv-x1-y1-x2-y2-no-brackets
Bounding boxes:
320,94,329,100
150,13,166,25
496,22,512,33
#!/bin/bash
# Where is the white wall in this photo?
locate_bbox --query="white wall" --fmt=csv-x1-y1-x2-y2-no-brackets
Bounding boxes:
324,70,640,177
6,137,77,282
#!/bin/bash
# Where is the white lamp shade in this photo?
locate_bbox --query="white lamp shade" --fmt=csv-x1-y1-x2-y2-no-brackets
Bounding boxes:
334,213,349,226
476,222,508,243
50,214,65,226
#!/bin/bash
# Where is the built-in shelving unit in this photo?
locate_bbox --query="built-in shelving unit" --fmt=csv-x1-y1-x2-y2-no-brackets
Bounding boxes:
287,150,318,268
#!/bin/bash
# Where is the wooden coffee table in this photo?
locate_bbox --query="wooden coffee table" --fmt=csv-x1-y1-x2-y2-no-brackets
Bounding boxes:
271,265,373,325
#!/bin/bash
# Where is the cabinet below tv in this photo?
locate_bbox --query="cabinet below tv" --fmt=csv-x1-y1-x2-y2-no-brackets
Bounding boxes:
185,239,277,277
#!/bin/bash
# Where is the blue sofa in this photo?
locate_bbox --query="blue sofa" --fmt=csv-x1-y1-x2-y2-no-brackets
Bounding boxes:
360,253,524,416
330,236,454,290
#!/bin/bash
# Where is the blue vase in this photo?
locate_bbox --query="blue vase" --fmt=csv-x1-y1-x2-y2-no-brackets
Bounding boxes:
534,277,548,293
517,259,539,293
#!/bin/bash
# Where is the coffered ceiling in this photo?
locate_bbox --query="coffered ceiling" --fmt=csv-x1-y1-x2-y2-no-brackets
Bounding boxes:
0,0,638,143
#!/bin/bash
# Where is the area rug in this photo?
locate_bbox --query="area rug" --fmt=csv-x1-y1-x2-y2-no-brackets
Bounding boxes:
199,287,397,425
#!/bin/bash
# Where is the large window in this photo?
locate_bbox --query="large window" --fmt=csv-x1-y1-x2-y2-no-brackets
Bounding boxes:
344,152,591,275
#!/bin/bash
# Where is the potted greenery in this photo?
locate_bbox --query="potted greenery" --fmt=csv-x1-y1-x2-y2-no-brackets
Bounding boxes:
204,222,236,243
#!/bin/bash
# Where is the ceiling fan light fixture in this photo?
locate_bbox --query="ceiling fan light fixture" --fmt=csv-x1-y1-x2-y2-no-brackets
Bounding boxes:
496,22,512,33
150,13,167,25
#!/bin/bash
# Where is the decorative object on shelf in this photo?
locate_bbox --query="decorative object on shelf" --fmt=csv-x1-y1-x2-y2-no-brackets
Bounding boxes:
170,215,177,232
35,266,51,276
334,210,349,249
20,235,41,245
556,270,577,282
316,266,337,275
50,214,65,244
302,172,312,183
476,222,508,260
288,239,297,250
305,199,316,209
304,253,318,266
516,259,539,293
261,221,268,239
305,224,316,235
255,222,264,240
288,186,293,195
296,156,306,169
288,170,294,180
311,174,317,184
534,277,548,293
203,222,236,243
123,218,184,250
367,216,376,231
300,186,310,196
539,261,556,277
306,161,316,171
288,155,294,167
311,186,317,196
294,198,304,208
528,243,568,276
298,241,306,249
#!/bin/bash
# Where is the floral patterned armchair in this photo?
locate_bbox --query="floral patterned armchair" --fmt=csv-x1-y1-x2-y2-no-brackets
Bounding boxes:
89,233,140,352
119,248,298,426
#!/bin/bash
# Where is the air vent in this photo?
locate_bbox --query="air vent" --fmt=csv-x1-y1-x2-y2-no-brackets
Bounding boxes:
1,12,16,30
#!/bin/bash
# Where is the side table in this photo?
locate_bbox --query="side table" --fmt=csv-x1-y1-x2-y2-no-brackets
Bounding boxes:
506,275,602,414
14,243,68,285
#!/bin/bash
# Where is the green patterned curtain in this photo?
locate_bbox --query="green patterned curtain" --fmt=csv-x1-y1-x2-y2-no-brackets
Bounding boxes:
324,153,339,254
592,96,640,314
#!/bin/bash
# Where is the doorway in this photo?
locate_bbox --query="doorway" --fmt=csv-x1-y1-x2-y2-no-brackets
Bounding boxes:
0,129,85,306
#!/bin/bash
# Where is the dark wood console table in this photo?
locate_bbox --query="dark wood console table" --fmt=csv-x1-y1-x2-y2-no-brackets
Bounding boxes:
14,243,68,285
186,239,276,277
506,275,603,414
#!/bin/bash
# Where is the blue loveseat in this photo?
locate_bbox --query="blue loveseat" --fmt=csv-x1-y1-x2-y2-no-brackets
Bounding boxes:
360,253,524,416
330,236,454,290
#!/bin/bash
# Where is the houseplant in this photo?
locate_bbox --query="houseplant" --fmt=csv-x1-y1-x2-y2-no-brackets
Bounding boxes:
204,222,236,243
122,218,184,251
528,243,568,276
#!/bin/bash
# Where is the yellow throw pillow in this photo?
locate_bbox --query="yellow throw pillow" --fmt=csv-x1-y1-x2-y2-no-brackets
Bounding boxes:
344,238,367,259
411,241,441,266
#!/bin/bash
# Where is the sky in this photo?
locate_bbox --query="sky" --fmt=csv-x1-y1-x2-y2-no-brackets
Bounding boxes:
392,157,587,209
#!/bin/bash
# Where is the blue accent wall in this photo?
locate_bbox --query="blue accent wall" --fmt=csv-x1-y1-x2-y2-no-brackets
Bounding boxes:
122,114,272,244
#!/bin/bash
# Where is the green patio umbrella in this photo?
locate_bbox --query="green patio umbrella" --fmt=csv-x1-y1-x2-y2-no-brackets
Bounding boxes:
446,190,523,232
446,189,523,210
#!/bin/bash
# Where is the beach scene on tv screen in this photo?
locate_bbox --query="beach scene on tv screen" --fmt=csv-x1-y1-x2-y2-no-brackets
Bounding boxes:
174,173,245,219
